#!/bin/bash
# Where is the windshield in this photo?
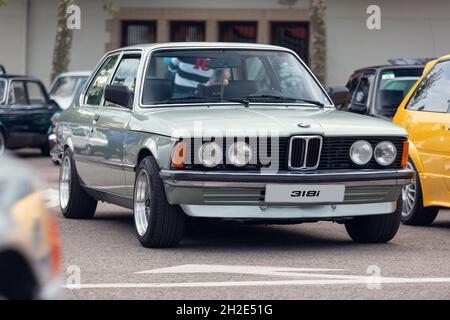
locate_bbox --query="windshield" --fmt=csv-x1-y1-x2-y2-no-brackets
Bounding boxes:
375,67,423,117
50,76,88,98
142,49,330,106
0,80,5,103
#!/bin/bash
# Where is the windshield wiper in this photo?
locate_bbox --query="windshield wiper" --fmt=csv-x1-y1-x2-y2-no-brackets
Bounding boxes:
241,94,325,107
153,96,250,107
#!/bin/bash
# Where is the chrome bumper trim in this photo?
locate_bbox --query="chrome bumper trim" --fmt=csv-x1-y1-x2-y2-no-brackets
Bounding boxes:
160,169,414,187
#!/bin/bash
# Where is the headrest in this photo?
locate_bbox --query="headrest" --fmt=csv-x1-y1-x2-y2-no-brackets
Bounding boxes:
143,79,173,104
379,90,404,110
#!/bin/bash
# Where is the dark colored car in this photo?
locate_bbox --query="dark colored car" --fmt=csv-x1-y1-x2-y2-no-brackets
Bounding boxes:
340,65,424,120
0,74,61,155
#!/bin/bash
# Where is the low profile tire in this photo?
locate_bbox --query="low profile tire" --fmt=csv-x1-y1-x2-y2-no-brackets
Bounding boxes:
401,159,439,226
345,199,402,243
133,156,186,248
59,148,97,219
0,130,5,155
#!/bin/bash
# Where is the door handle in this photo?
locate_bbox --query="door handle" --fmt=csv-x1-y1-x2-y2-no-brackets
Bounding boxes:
441,124,450,131
93,113,100,124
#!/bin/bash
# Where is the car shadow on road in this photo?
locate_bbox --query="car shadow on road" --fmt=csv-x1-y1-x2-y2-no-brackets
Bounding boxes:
91,212,396,251
10,149,45,158
182,220,361,251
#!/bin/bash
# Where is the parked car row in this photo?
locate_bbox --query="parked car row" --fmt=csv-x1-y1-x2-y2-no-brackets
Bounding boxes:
1,43,448,252
339,57,450,226
0,70,90,157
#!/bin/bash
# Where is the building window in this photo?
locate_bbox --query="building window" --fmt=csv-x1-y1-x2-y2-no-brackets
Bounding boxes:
271,22,309,63
122,21,157,46
219,21,257,43
170,21,206,42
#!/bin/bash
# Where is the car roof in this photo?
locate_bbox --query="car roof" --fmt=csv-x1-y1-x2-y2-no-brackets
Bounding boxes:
353,65,424,73
55,71,91,78
111,42,294,54
0,74,42,81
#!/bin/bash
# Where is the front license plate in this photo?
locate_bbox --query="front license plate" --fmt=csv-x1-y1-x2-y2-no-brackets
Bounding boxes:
265,184,345,203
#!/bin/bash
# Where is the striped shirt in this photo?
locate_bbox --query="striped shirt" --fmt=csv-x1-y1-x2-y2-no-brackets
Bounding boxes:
169,58,214,89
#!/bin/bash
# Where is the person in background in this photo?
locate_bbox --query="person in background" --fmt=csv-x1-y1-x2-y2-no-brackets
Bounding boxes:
168,57,214,97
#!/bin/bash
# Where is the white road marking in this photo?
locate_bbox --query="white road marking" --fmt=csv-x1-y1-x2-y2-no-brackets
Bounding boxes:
136,264,344,275
42,188,59,208
64,277,450,289
63,264,450,289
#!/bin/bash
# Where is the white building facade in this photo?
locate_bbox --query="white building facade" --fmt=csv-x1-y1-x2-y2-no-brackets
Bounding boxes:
1,0,450,87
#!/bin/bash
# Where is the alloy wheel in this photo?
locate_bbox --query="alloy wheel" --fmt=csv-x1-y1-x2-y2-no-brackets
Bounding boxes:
402,161,416,218
134,169,151,236
59,155,72,210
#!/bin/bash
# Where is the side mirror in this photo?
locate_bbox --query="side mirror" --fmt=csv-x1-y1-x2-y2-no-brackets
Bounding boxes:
104,85,133,109
326,86,350,106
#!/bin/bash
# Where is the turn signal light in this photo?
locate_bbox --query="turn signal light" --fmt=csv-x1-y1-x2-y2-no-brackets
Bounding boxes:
401,140,409,168
171,141,187,169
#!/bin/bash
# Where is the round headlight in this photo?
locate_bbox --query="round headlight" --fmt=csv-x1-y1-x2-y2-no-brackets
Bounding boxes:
198,142,223,168
227,141,252,167
349,140,373,165
374,141,397,166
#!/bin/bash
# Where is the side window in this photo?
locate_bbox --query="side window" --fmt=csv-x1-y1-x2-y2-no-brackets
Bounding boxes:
85,55,119,105
9,81,27,105
106,55,141,107
346,72,362,99
353,74,374,105
26,81,47,104
407,60,450,113
0,80,6,103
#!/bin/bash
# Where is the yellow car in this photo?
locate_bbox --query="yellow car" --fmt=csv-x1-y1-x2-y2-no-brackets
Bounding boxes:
393,55,450,225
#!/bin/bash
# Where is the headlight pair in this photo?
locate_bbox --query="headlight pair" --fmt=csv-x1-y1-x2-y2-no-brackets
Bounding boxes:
198,141,252,168
349,140,397,166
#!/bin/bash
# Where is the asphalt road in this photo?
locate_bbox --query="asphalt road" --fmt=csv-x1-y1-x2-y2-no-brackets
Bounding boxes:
16,150,450,300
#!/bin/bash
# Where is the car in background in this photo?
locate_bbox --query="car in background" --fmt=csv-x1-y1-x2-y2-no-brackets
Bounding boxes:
340,64,424,120
393,55,450,225
56,43,413,248
0,74,61,156
49,71,90,110
0,155,61,299
49,75,89,165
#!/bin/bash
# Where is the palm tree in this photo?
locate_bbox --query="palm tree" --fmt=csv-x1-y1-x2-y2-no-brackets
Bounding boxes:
309,0,327,85
50,0,74,82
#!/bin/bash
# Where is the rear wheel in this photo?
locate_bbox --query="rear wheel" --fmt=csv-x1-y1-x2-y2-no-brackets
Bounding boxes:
41,141,51,156
401,160,439,226
345,199,402,243
133,156,186,248
59,148,97,219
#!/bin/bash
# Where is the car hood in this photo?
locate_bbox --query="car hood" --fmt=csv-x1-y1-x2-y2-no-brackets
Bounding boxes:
134,105,407,138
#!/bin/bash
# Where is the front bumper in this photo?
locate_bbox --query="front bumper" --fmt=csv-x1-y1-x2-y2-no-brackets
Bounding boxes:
160,168,414,219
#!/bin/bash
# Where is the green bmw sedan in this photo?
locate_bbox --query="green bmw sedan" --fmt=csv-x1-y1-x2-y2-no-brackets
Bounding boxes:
56,42,414,248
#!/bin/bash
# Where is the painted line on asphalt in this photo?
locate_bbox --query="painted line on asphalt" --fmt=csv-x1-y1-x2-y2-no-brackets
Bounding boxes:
63,277,450,289
63,264,450,290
